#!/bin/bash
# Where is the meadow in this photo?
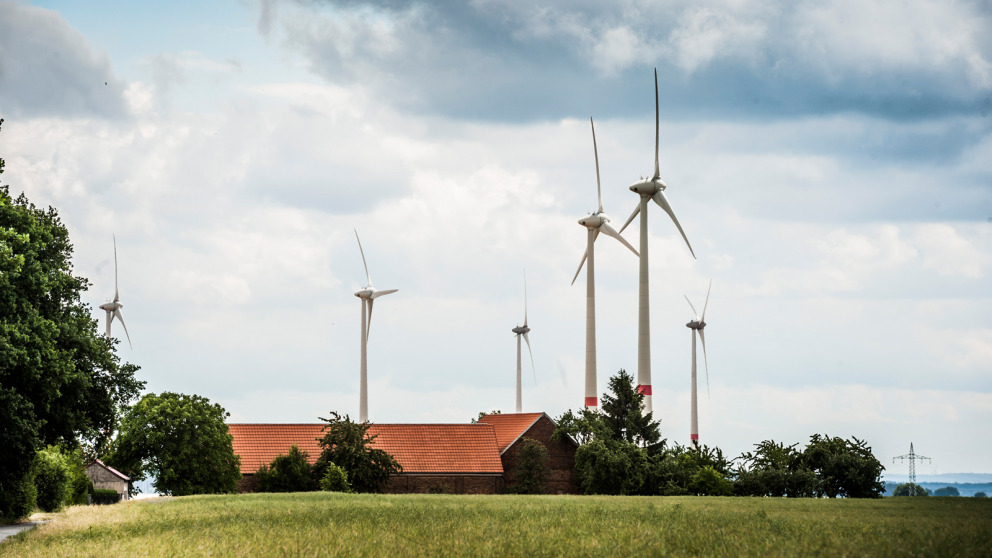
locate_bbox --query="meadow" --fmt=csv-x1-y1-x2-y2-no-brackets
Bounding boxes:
2,492,989,557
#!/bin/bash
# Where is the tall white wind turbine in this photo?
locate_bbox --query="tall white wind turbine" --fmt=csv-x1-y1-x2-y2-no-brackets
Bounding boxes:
618,68,696,414
572,117,639,409
98,235,132,348
685,280,711,447
511,272,534,413
353,230,398,423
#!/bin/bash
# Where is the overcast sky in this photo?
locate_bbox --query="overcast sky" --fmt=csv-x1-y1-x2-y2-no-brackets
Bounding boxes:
2,0,990,477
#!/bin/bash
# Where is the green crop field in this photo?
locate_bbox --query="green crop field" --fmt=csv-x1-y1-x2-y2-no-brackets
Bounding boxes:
2,493,989,557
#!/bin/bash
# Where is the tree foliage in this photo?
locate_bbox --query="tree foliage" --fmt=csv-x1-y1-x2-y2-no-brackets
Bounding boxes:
313,412,401,493
600,369,661,447
107,392,241,496
1,119,143,521
933,486,960,497
510,438,549,494
734,440,817,498
893,483,930,497
319,462,352,493
255,445,315,493
34,446,71,512
802,434,885,498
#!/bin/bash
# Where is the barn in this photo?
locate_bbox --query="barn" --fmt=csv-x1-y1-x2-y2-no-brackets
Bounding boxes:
85,459,131,501
228,413,579,494
229,422,505,494
476,413,580,494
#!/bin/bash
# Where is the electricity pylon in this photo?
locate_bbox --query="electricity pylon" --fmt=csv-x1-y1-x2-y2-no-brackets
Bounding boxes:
893,442,931,496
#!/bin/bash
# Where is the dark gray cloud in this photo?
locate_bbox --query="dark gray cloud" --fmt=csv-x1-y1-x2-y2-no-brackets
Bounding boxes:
266,0,992,123
0,1,127,119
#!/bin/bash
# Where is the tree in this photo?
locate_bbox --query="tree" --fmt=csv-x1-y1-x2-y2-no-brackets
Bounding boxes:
33,446,71,512
319,463,352,492
1,118,144,521
472,410,501,423
255,445,315,493
690,465,734,496
600,369,662,447
734,440,817,498
974,492,987,498
313,412,401,493
574,439,648,495
106,392,241,496
933,486,960,497
802,434,885,498
893,483,929,497
510,438,549,494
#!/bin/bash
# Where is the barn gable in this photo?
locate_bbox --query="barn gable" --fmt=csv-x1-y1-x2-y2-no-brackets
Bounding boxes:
478,413,580,494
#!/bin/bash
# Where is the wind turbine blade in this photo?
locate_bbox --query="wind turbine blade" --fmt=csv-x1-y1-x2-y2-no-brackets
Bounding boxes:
113,234,119,302
522,332,535,383
370,289,397,299
366,298,374,342
524,271,529,326
618,203,640,235
354,229,372,287
698,329,709,397
652,190,696,259
653,68,660,180
684,295,698,319
591,117,603,214
701,279,712,322
113,309,132,349
570,250,588,286
599,222,638,257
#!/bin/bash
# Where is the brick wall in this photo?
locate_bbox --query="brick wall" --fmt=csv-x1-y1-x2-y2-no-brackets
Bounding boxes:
500,415,579,494
384,474,504,494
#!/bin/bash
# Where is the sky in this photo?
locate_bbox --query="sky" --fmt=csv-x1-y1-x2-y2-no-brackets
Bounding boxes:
1,0,990,477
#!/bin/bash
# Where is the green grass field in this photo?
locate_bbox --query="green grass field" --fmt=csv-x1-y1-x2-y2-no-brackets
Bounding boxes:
2,493,989,557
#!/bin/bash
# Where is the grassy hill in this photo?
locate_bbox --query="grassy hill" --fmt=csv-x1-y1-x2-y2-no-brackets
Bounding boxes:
2,492,990,557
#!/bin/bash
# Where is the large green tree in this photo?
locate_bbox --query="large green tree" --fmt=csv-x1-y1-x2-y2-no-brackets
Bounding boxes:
106,392,241,496
1,118,144,521
313,412,401,493
734,440,818,498
802,434,885,498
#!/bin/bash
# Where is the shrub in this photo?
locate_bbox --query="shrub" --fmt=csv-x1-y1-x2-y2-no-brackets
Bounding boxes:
256,445,315,493
319,463,352,492
893,483,929,497
90,489,122,505
574,439,647,495
510,438,549,494
974,492,986,498
34,447,71,512
0,468,37,523
690,465,734,496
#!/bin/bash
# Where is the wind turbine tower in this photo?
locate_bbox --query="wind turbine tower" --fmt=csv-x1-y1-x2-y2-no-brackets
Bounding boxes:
685,280,711,447
353,230,398,423
511,272,534,413
893,443,931,496
572,117,639,409
619,68,696,413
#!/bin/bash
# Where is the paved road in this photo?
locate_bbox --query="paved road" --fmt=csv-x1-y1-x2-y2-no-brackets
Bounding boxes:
0,521,45,543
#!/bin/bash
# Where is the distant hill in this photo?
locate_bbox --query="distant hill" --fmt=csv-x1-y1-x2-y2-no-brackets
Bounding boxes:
883,473,992,484
883,481,992,497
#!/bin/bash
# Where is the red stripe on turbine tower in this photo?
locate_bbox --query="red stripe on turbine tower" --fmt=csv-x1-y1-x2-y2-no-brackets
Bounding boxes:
690,434,699,440
585,396,598,407
637,385,652,395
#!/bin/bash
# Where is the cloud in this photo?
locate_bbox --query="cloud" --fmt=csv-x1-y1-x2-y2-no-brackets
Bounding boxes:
256,0,992,122
0,1,127,119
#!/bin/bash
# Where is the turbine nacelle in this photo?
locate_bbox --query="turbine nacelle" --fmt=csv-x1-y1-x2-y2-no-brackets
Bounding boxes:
512,324,530,335
686,319,706,330
629,177,666,196
578,212,608,229
99,301,123,312
354,288,375,299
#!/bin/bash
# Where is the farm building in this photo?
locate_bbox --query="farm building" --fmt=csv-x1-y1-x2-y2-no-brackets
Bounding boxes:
85,459,130,501
228,413,578,494
477,413,580,494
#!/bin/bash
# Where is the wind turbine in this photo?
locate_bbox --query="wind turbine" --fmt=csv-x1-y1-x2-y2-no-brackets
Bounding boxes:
572,117,639,409
685,280,711,447
353,230,397,423
98,235,132,348
511,271,534,413
618,68,696,414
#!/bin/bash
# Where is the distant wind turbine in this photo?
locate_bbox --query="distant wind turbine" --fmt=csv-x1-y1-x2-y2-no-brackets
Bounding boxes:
98,235,131,348
573,117,639,409
511,271,535,413
353,230,397,423
618,68,696,414
685,280,711,447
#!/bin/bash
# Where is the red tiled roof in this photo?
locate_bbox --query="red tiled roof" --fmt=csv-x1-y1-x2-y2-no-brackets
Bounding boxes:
227,423,503,475
476,413,545,453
